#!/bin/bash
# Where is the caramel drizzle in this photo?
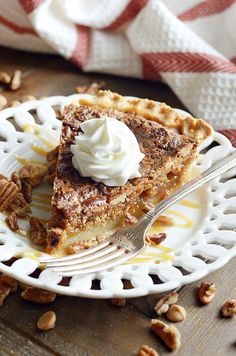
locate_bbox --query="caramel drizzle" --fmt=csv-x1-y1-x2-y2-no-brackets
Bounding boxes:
30,143,48,157
165,209,193,228
180,199,201,209
16,155,44,165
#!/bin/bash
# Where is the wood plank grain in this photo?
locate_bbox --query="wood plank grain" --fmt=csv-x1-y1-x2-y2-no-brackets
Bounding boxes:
0,319,57,355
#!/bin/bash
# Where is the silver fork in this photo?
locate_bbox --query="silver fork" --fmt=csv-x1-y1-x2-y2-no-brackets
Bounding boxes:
42,149,236,276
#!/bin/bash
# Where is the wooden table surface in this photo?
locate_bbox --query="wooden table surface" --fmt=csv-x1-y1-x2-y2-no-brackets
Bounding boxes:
0,47,235,356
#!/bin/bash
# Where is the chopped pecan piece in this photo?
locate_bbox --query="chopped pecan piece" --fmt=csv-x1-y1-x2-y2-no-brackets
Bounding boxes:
198,282,216,304
21,287,56,304
151,319,181,350
125,212,138,225
5,211,19,232
138,345,159,356
0,94,7,110
29,216,47,246
154,291,179,315
47,146,59,163
75,81,106,94
0,274,17,292
0,285,11,306
111,298,126,307
21,181,32,203
19,162,47,187
66,235,107,254
9,192,30,217
146,233,167,247
11,172,22,191
221,299,236,318
37,311,56,331
10,69,22,91
0,178,18,211
0,71,11,84
46,146,59,183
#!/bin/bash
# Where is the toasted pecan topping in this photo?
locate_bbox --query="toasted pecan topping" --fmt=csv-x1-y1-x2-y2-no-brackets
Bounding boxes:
21,287,56,304
5,211,19,232
138,345,159,356
29,216,47,246
37,311,56,331
151,319,181,350
19,162,47,187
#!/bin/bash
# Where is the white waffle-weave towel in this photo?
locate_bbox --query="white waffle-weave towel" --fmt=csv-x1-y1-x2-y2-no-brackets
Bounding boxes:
0,0,236,142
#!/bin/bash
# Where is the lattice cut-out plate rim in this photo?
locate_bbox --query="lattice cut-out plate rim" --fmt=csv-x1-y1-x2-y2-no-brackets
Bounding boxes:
0,94,235,299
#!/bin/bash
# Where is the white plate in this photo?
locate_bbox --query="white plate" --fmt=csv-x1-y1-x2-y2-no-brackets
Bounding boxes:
0,94,235,299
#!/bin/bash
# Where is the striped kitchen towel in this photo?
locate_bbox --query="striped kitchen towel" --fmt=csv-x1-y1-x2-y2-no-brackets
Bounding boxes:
0,0,235,144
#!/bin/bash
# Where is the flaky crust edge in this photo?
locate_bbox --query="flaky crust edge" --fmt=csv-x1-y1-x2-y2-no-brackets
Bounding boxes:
76,90,213,143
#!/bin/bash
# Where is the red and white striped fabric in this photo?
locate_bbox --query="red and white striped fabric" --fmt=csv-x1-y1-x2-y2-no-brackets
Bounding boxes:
0,0,236,144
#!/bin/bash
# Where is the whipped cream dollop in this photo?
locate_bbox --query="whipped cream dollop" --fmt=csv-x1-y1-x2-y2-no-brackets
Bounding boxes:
71,116,144,186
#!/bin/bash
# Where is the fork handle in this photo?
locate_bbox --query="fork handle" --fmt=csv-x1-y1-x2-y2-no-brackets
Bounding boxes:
139,149,236,231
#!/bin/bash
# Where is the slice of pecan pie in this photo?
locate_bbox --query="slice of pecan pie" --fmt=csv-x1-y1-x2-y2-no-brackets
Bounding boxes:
46,91,213,253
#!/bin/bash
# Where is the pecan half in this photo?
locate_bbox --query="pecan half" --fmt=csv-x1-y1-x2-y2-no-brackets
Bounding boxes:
5,211,19,232
221,299,236,318
19,162,47,187
0,178,18,211
154,291,179,315
146,233,167,247
29,216,47,246
10,70,22,91
37,311,56,331
111,298,126,307
21,287,56,304
198,282,216,304
166,304,187,322
0,274,17,293
0,285,11,306
75,81,106,95
151,319,181,350
138,345,159,356
0,71,11,84
0,94,7,110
